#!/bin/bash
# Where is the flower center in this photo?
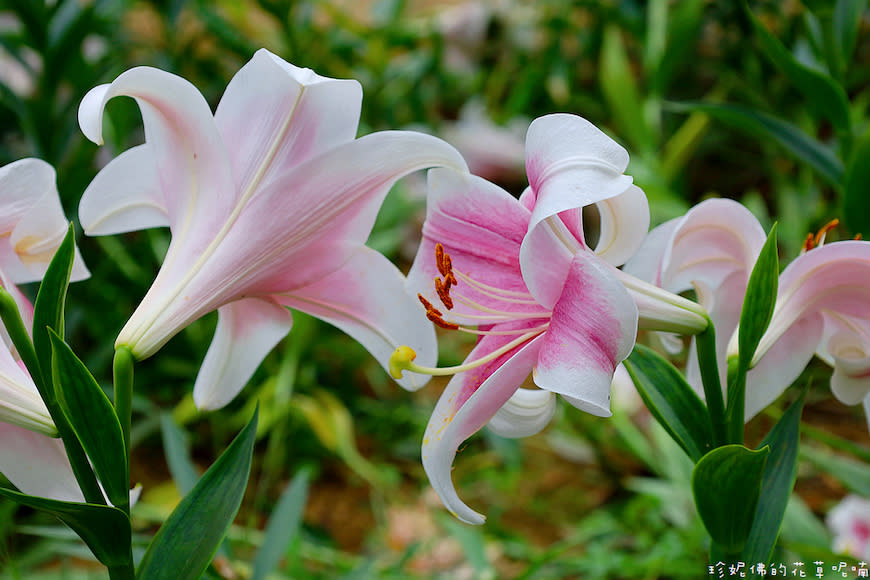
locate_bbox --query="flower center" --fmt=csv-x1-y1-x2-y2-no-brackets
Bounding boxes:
801,218,861,252
390,243,549,379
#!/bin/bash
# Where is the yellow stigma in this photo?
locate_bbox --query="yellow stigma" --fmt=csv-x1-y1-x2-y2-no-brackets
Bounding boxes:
389,346,418,378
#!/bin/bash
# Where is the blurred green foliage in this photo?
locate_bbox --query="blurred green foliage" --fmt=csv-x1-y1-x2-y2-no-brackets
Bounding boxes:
0,0,868,577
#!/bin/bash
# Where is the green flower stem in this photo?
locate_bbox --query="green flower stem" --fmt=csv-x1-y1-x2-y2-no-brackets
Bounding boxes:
726,356,746,445
113,346,134,496
108,561,135,580
0,289,45,390
0,289,105,505
695,318,728,447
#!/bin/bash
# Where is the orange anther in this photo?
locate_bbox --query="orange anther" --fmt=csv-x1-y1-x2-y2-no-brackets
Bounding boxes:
813,218,839,247
435,277,454,310
856,233,863,241
435,243,447,277
802,232,816,252
426,310,460,330
417,293,442,317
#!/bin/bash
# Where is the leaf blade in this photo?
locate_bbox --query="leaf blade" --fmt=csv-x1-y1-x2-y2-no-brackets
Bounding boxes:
623,344,714,462
136,408,259,580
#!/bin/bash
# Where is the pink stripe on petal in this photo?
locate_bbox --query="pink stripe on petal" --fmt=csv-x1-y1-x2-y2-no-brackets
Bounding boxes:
534,252,638,416
422,332,545,524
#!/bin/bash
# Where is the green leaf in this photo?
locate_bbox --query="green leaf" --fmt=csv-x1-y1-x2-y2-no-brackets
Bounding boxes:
160,413,200,497
742,390,806,563
32,224,75,395
666,101,845,186
833,0,867,78
50,330,128,511
692,445,769,554
744,1,851,134
843,132,870,236
0,487,131,569
727,224,779,437
623,344,714,462
802,444,870,496
251,468,311,580
136,408,259,580
736,224,779,373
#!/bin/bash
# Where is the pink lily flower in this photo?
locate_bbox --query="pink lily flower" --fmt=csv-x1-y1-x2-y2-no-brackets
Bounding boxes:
738,239,870,423
0,158,90,502
393,114,707,524
827,494,870,560
77,49,468,409
0,158,89,284
626,199,870,426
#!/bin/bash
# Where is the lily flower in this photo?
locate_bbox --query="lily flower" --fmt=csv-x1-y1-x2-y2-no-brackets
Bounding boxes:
392,114,707,524
735,239,870,423
78,49,468,409
0,158,89,502
626,199,870,425
0,158,89,284
623,198,768,393
827,494,870,560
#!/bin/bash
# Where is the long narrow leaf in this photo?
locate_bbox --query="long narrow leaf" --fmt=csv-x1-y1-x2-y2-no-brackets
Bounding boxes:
136,408,259,580
744,1,850,134
742,390,806,563
666,102,845,186
0,487,131,569
50,330,128,511
624,344,714,462
160,412,200,496
32,224,75,394
251,468,311,580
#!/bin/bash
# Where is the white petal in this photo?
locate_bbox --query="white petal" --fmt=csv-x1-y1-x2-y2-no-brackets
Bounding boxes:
193,297,293,410
0,423,83,502
79,144,168,235
487,388,556,438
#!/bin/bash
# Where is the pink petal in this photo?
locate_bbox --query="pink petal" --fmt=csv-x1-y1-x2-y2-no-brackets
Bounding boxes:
534,251,638,416
0,159,88,283
826,330,870,406
0,341,54,435
407,168,544,324
422,329,545,524
0,423,83,502
277,246,438,392
593,184,650,266
78,67,236,247
756,241,870,365
117,130,466,359
744,312,823,420
215,49,362,195
661,198,766,293
79,145,168,235
193,297,294,410
524,114,634,234
518,216,577,308
0,158,55,236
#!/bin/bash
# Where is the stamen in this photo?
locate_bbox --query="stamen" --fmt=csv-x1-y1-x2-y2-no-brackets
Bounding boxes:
814,218,839,247
435,277,454,309
856,233,863,241
426,310,460,330
435,243,447,277
802,218,841,252
417,294,442,317
389,328,544,379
